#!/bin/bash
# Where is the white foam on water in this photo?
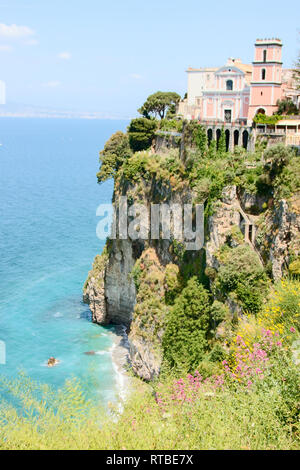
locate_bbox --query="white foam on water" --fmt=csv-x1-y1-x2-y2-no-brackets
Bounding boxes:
95,350,110,355
109,326,131,413
53,311,63,318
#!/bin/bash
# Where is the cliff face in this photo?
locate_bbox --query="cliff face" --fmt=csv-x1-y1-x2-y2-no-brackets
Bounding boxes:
83,176,196,379
84,177,300,380
264,198,300,280
83,240,136,326
206,186,300,281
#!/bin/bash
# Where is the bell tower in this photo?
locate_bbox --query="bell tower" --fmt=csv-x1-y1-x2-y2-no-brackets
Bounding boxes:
248,38,283,121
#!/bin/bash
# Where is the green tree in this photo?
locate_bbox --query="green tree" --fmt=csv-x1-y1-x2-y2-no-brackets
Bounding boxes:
276,99,298,115
194,124,208,156
208,139,217,159
163,277,211,372
138,91,181,119
97,131,132,183
217,128,226,156
165,103,177,120
127,117,158,152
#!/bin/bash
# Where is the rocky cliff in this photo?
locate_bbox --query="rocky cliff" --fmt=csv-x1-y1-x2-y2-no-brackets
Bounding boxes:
206,187,300,281
83,175,198,379
84,146,300,381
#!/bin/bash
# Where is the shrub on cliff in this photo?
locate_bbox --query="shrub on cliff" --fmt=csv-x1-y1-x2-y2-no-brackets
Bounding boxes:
97,131,132,183
130,249,168,350
214,244,268,314
128,118,158,152
163,277,211,372
159,118,183,133
289,258,300,277
164,263,182,304
276,99,299,115
263,144,294,181
259,278,300,332
273,151,300,199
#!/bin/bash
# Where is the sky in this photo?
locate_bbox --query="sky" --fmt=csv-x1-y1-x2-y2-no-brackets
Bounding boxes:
0,0,299,118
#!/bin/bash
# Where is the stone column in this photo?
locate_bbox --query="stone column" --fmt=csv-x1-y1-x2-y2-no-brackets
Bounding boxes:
238,129,243,148
248,130,255,152
229,129,234,152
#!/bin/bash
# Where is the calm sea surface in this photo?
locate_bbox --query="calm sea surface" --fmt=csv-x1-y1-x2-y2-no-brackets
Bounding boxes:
0,118,127,403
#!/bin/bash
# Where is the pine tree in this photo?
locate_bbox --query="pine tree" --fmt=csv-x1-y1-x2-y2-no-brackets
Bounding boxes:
163,277,211,372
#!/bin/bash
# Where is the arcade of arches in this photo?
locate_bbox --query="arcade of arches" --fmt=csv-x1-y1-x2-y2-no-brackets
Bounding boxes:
205,125,253,152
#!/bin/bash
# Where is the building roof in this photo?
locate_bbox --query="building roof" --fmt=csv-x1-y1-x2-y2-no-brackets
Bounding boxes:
255,38,282,46
187,60,252,83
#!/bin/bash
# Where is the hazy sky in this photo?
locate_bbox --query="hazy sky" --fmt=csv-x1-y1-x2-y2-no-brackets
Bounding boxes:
0,0,299,117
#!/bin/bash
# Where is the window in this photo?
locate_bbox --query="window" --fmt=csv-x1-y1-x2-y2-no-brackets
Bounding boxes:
226,79,233,90
263,49,267,62
261,68,266,80
224,109,232,122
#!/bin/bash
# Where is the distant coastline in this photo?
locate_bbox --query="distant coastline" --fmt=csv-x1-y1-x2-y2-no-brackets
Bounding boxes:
0,104,130,120
0,112,129,120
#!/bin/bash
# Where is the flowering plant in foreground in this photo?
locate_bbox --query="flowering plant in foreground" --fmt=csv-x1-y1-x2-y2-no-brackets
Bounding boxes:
155,326,298,411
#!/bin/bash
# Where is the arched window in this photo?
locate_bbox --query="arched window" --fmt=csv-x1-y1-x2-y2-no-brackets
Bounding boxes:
225,129,230,151
207,129,213,146
263,49,267,62
242,130,249,150
234,129,239,146
261,68,266,80
226,79,233,91
216,129,221,150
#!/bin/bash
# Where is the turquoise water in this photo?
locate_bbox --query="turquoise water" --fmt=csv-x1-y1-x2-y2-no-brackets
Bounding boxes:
0,118,127,404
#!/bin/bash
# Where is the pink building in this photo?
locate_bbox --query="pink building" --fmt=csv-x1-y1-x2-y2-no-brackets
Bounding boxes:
178,38,298,125
201,61,250,123
178,58,252,123
248,38,283,120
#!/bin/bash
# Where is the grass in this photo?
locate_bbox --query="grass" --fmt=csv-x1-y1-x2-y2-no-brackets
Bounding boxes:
0,368,298,450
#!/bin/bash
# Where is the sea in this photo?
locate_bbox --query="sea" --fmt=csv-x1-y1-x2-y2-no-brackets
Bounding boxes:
0,118,128,404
